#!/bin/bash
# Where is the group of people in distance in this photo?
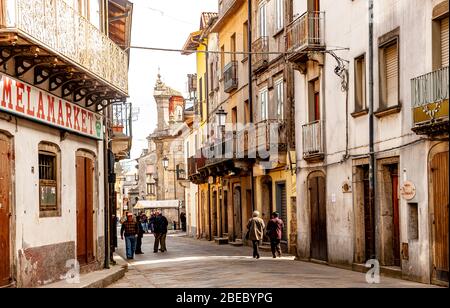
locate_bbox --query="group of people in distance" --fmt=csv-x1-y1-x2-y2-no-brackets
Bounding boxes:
119,211,169,260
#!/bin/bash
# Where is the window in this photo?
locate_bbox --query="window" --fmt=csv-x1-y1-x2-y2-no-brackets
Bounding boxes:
260,88,268,121
276,0,284,31
275,79,284,120
210,62,214,91
243,21,249,54
176,106,183,122
220,45,225,72
441,17,449,68
354,55,366,112
232,107,237,131
147,183,156,196
199,77,203,118
38,142,61,217
231,33,236,62
379,40,399,108
258,2,267,38
89,0,101,30
308,78,320,121
244,100,250,124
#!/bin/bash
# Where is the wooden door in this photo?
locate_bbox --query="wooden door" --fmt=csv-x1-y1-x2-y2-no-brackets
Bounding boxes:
363,166,375,261
233,187,242,239
0,134,11,286
310,175,327,261
391,168,400,266
76,156,94,265
223,191,228,234
212,191,217,237
431,151,449,283
276,183,288,241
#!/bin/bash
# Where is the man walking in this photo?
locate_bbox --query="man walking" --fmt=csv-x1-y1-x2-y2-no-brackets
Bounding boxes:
246,211,265,259
266,211,284,258
120,213,139,260
153,211,169,253
135,215,145,255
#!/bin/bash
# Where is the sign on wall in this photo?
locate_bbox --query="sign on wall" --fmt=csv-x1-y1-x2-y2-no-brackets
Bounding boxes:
0,73,103,140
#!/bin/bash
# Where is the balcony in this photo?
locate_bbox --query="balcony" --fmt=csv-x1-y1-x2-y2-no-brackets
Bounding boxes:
248,120,287,160
111,102,132,161
252,36,269,73
0,0,129,103
187,151,207,184
302,120,324,162
223,61,238,93
411,66,449,136
286,11,325,64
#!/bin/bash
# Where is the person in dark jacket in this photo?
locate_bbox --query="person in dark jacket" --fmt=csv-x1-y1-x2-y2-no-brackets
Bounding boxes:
266,211,284,258
135,215,145,254
180,212,187,232
149,213,156,233
153,211,169,253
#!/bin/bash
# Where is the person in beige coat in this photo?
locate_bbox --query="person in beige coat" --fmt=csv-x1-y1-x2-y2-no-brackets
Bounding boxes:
246,211,265,259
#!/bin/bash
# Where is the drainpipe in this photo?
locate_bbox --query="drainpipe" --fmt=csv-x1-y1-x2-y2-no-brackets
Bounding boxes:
103,107,110,269
368,0,376,260
248,0,255,213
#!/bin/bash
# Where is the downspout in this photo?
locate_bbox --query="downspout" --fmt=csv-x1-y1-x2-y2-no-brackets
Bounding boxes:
368,0,376,259
248,0,255,213
103,107,110,269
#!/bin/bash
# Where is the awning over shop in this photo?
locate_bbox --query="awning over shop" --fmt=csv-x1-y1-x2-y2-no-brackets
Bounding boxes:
134,200,180,210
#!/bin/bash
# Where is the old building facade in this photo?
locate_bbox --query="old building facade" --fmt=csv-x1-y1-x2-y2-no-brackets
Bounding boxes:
0,0,133,287
289,0,448,285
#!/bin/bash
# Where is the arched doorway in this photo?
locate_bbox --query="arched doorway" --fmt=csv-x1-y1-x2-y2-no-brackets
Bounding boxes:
308,171,327,261
0,132,12,286
233,186,242,240
429,142,449,285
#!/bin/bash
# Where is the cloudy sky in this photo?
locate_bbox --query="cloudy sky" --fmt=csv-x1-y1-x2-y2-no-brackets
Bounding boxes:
127,0,217,161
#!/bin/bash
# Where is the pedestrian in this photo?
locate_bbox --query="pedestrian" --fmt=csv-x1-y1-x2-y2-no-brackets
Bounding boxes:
149,212,156,233
246,210,265,259
180,212,187,232
135,215,145,255
120,213,139,260
141,214,148,233
266,211,284,258
153,211,169,253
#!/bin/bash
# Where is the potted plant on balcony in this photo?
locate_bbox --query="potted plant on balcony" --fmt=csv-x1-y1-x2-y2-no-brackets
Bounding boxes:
112,125,124,133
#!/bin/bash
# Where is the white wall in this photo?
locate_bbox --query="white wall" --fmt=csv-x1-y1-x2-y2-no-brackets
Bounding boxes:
0,116,104,257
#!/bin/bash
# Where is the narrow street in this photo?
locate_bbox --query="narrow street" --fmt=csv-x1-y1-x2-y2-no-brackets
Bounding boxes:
109,232,434,288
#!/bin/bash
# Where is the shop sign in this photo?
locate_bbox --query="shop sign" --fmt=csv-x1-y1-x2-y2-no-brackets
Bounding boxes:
0,73,103,140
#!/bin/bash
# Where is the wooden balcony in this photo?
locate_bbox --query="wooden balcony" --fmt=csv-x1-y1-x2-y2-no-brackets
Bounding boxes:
252,36,269,73
223,61,238,93
187,151,207,184
0,0,129,107
302,120,324,162
285,11,325,64
411,66,449,136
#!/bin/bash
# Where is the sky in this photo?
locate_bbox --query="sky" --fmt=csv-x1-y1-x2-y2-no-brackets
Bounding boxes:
127,0,217,161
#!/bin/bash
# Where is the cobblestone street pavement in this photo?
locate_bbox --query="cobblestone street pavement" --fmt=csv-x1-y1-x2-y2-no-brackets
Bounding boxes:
109,232,435,288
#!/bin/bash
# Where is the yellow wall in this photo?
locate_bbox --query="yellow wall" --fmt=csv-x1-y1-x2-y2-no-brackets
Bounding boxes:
196,42,208,126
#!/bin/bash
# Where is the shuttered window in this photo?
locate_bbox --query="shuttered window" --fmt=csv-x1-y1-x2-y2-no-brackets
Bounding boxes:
355,55,366,111
38,142,61,217
380,41,399,108
441,17,449,68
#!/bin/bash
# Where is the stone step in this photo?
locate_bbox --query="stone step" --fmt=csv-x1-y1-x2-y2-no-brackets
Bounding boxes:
214,237,229,245
229,239,244,247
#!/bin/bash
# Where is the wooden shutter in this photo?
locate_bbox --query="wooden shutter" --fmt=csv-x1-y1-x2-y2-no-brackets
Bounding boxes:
441,17,449,68
385,43,398,107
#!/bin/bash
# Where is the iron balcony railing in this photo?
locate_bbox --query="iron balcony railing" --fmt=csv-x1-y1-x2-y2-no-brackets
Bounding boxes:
218,0,237,19
0,0,129,95
223,61,238,93
252,119,287,154
302,120,324,158
286,11,325,55
252,36,269,72
112,102,132,137
411,66,449,125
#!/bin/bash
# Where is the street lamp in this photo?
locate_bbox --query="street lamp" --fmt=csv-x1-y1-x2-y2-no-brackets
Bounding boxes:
162,156,169,170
